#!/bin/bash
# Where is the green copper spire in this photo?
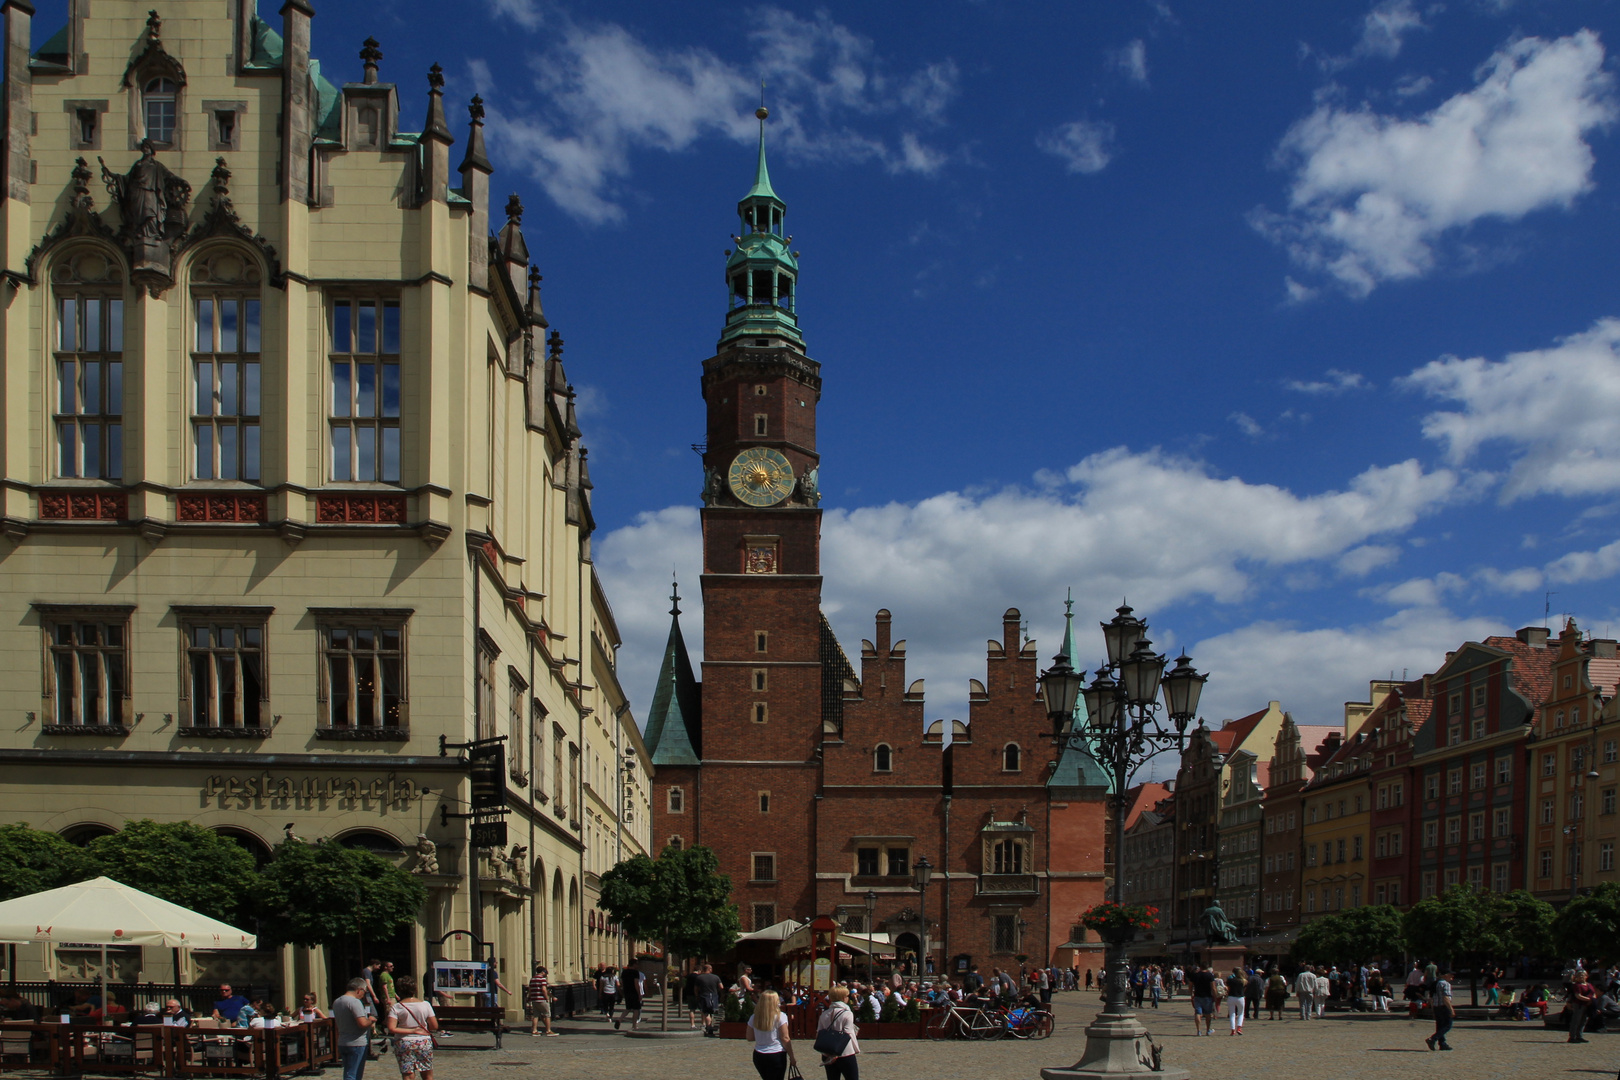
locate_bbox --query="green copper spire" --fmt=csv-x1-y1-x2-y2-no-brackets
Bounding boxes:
719,103,803,350
745,108,777,201
642,581,701,767
1049,588,1110,793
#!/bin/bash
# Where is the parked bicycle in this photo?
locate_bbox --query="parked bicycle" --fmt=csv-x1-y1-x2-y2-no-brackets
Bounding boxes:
925,1000,1007,1040
1003,1004,1055,1039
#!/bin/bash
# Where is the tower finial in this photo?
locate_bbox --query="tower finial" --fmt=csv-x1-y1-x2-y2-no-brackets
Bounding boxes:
360,37,382,84
670,577,682,616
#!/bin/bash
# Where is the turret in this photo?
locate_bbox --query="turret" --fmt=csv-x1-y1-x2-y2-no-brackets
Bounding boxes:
719,105,802,351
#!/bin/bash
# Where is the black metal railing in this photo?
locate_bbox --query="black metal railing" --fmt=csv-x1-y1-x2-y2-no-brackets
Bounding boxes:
4,981,278,1016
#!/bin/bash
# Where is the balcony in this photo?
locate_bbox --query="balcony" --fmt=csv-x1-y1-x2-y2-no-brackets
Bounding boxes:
975,873,1038,897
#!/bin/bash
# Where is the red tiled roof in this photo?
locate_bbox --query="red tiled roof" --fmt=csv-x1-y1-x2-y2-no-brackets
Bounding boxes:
1218,707,1269,752
1482,635,1556,708
1254,760,1271,789
1124,781,1172,830
1210,729,1239,754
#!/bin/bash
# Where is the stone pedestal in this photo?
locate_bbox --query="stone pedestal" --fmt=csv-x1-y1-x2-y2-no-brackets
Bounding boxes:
1200,944,1248,976
1039,1009,1188,1080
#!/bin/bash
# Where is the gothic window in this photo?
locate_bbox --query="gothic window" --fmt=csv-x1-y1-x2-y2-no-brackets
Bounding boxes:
329,299,402,483
317,612,408,731
39,606,133,728
991,838,1024,875
1002,743,1021,772
755,631,768,653
144,78,178,145
753,668,768,691
668,835,684,851
992,914,1017,953
874,743,892,772
191,254,263,482
179,610,268,730
552,724,566,813
753,702,768,724
52,252,125,480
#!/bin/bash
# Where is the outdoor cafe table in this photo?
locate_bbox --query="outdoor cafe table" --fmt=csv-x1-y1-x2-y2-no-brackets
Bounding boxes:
0,1018,337,1077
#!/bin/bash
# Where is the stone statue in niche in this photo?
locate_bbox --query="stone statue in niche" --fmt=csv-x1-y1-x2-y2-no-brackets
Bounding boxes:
799,466,821,506
508,844,530,889
701,466,722,506
99,139,191,291
411,834,439,875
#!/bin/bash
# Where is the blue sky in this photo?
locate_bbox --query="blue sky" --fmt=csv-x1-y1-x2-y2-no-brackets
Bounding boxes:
45,1,1620,740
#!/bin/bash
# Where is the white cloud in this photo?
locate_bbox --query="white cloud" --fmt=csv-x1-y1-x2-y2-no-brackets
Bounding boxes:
1039,120,1116,174
1404,318,1620,500
1394,73,1435,97
1229,412,1265,438
1112,39,1150,85
1186,606,1507,728
1355,0,1431,61
597,448,1460,723
1338,543,1402,576
1286,368,1367,394
1547,539,1620,584
1284,277,1320,304
481,6,959,222
1256,31,1615,295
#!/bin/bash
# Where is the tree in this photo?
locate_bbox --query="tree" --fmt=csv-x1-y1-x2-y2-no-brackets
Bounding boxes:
1552,882,1620,966
599,843,740,1031
1402,885,1552,1005
1294,905,1405,967
0,824,97,900
86,820,259,924
254,839,426,949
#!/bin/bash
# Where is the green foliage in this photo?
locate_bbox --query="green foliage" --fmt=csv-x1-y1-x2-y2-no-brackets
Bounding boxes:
599,844,740,961
86,820,258,924
898,996,921,1022
723,992,752,1023
1294,905,1406,966
880,994,900,1022
1553,882,1620,965
0,824,97,901
254,839,426,948
1401,885,1554,994
857,994,879,1023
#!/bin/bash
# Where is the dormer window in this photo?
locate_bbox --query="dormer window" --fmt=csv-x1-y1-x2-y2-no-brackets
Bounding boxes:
144,78,177,145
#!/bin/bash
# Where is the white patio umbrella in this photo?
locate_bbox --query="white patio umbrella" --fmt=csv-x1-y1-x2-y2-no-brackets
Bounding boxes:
0,877,256,1020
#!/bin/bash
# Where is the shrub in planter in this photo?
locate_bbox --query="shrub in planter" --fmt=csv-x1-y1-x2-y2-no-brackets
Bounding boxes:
724,994,754,1023
898,998,921,1023
858,997,880,1023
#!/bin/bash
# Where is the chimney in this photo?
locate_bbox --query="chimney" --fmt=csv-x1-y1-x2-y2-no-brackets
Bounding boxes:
1517,626,1550,649
1590,639,1618,660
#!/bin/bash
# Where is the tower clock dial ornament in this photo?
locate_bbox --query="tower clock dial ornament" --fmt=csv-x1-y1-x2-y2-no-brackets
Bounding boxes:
728,447,796,506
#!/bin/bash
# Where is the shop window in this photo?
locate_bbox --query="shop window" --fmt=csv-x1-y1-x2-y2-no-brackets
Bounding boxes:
329,299,402,483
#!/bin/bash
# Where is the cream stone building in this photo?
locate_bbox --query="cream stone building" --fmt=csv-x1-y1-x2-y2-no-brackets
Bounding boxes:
0,0,650,1012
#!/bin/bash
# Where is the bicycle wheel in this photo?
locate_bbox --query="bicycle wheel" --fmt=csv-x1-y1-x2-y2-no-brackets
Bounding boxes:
1035,1013,1055,1039
926,1009,953,1041
979,1012,1009,1041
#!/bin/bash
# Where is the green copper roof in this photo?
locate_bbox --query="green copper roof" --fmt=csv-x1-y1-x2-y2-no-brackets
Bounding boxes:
1049,590,1109,792
643,586,701,767
744,119,778,202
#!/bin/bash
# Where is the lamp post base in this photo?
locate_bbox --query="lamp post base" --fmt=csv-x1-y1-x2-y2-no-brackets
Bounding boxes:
1039,1010,1188,1080
1043,939,1188,1080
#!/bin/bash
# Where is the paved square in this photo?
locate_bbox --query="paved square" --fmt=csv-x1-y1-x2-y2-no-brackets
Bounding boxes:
421,995,1619,1080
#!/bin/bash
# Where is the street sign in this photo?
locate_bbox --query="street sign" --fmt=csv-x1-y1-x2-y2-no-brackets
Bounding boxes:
470,819,508,849
468,742,507,810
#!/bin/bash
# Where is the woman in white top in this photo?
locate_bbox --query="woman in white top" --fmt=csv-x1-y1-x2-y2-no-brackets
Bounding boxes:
384,977,439,1080
816,986,860,1080
745,990,795,1080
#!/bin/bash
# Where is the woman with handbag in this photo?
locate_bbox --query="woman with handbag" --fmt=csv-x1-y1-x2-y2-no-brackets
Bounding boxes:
814,986,860,1080
384,977,439,1080
745,991,797,1080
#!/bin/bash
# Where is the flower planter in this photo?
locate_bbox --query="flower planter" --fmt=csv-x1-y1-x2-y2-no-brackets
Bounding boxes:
856,1020,926,1039
717,1021,748,1039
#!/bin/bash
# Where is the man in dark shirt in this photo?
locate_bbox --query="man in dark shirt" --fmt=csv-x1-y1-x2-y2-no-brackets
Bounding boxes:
692,963,724,1038
211,984,249,1023
1187,965,1217,1036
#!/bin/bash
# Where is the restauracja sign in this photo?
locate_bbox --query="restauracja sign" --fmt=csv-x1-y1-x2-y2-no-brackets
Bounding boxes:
202,772,424,810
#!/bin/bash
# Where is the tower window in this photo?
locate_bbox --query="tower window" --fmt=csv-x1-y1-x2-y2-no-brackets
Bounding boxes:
75,108,99,148
755,631,768,653
753,668,767,692
215,110,236,148
754,384,768,396
753,702,768,724
874,744,892,772
759,791,771,813
143,78,177,145
667,787,684,813
1002,743,1022,772
754,414,767,436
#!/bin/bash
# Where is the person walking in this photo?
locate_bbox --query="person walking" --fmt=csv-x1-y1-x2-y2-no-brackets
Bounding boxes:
1226,968,1247,1035
695,964,724,1037
1425,970,1455,1051
378,961,398,1013
1294,966,1315,1021
745,990,797,1080
1312,966,1329,1018
1568,969,1597,1043
333,978,378,1080
1404,961,1425,1019
613,961,644,1031
598,967,618,1018
526,964,555,1037
1265,967,1287,1020
384,977,438,1080
1188,964,1216,1036
816,986,860,1080
1244,965,1262,1024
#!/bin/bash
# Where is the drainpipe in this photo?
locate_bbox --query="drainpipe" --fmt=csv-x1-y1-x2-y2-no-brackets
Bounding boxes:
942,794,952,967
470,554,483,944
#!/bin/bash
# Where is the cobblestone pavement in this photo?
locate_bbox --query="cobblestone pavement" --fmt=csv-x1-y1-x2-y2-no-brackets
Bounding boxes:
419,995,1620,1080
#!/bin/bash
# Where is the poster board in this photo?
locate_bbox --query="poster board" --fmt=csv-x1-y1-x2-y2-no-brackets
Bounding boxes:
431,960,489,994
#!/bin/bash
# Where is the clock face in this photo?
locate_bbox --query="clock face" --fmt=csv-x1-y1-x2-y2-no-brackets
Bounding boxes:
728,447,796,507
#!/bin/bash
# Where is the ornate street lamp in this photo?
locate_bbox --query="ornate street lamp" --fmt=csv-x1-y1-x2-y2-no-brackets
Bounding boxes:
1038,597,1206,1080
864,889,878,986
912,856,933,977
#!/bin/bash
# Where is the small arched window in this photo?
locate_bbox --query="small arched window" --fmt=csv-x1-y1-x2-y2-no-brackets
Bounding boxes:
144,78,178,145
667,835,684,851
667,787,684,813
1003,743,1021,772
874,743,892,772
